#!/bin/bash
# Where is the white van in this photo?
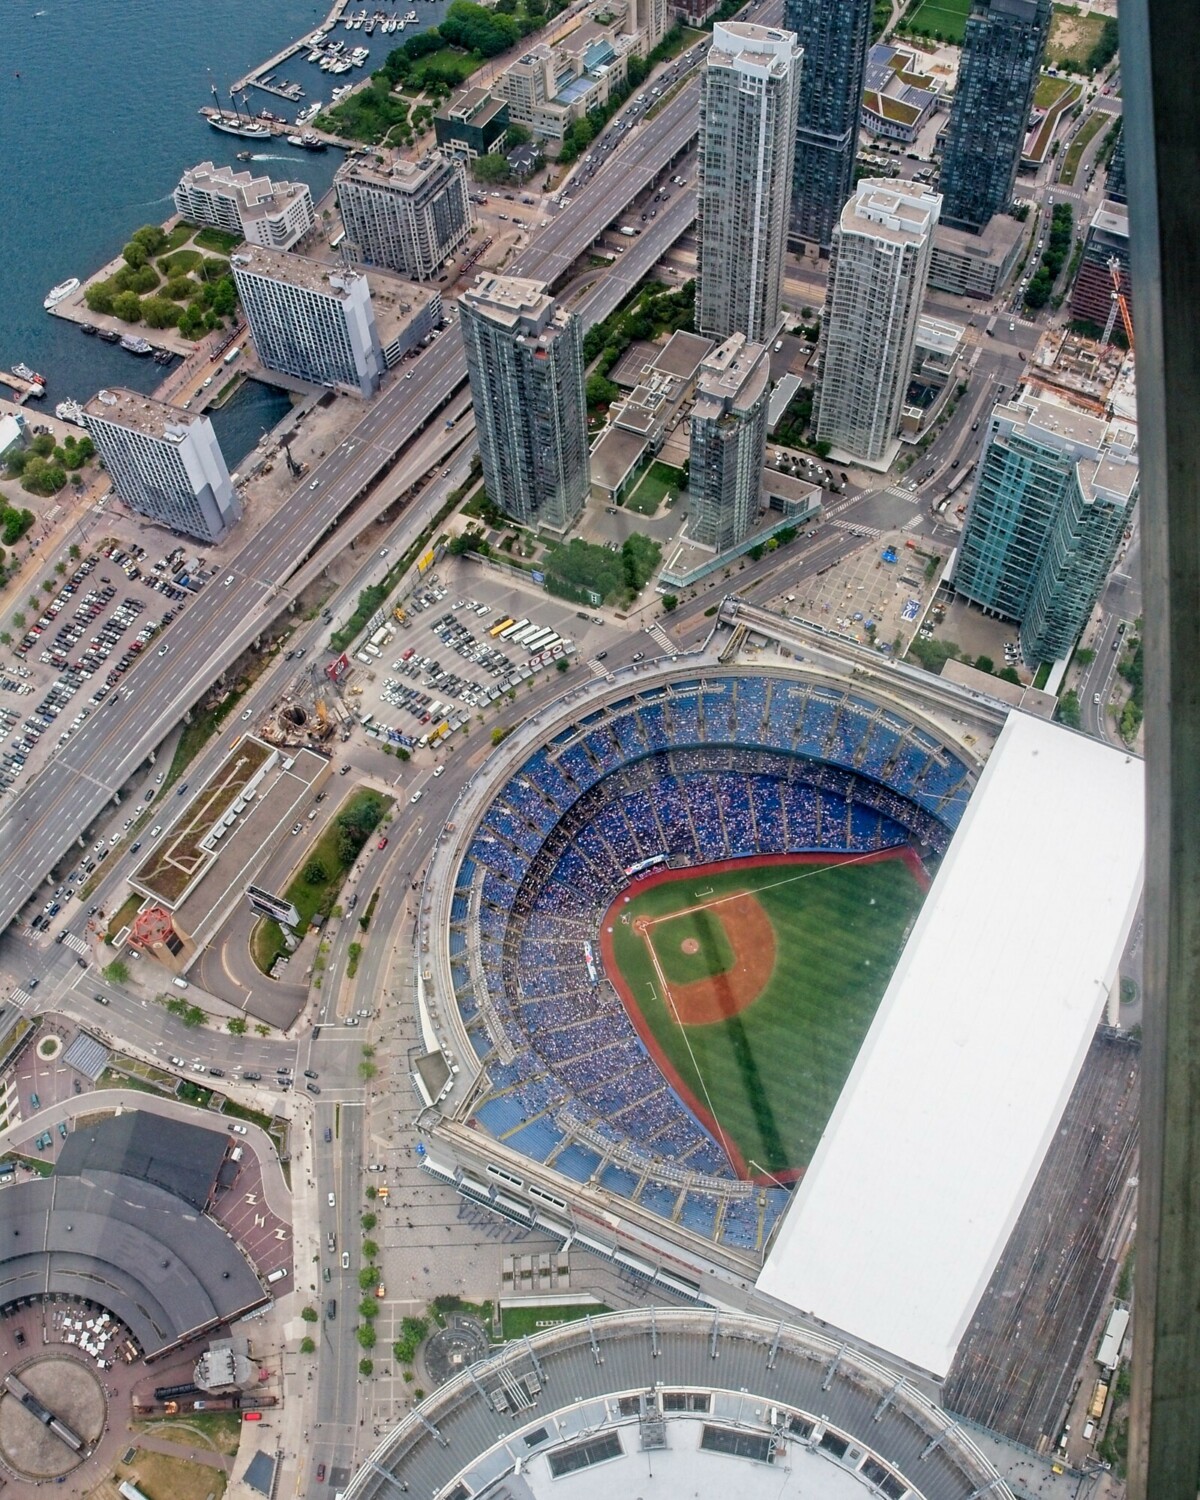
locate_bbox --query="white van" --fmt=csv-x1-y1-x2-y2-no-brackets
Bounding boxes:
266,1265,287,1284
172,977,189,990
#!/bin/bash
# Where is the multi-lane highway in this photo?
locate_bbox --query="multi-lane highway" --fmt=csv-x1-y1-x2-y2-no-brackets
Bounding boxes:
0,75,711,934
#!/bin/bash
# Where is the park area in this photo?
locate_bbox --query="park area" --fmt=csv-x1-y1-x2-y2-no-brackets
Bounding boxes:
626,461,685,518
600,852,928,1178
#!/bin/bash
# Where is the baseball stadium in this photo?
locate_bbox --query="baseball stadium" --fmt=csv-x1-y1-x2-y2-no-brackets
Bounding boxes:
416,610,1143,1395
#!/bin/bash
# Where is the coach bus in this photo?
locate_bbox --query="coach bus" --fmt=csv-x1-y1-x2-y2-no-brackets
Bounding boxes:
507,622,539,646
488,617,516,638
499,618,530,641
524,628,556,653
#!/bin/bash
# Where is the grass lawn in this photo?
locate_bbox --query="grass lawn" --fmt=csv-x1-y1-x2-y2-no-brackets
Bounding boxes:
660,24,705,58
192,226,242,255
1061,110,1107,185
118,1448,227,1500
133,1410,243,1455
164,222,195,253
498,1301,611,1340
606,855,926,1176
1034,73,1072,109
902,0,971,43
626,461,684,517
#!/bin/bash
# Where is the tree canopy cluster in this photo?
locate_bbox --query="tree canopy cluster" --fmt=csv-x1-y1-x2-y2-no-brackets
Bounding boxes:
85,225,237,338
1023,202,1073,311
543,533,661,605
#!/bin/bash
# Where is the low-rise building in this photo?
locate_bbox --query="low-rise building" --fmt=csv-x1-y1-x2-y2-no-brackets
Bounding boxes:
83,389,241,544
366,271,443,369
861,43,942,144
434,88,511,161
928,213,1024,300
232,245,385,398
336,152,473,281
173,162,315,252
588,331,715,505
496,14,638,143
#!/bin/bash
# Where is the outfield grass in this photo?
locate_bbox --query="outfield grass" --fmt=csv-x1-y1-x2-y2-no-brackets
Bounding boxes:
902,0,971,43
606,856,926,1176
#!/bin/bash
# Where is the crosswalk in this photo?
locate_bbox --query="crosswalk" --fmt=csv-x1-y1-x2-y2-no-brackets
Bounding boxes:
885,484,921,505
11,988,36,1007
586,656,611,679
62,933,90,957
829,518,884,540
645,622,676,656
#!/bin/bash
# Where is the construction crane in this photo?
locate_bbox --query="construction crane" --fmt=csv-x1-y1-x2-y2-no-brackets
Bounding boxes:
1101,255,1135,350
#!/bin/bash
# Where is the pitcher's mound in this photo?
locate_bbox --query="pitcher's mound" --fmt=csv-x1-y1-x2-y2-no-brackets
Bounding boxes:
681,938,700,955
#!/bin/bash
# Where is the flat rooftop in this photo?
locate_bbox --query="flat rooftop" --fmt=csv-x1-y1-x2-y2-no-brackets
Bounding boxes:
84,388,202,441
843,179,941,247
232,243,368,300
933,213,1023,264
756,711,1144,1376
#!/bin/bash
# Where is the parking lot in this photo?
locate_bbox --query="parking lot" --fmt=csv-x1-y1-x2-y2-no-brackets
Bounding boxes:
343,565,613,759
6,540,212,817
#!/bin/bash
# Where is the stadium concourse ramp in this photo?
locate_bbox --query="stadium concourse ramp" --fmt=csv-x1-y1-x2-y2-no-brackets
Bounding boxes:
411,631,988,1292
339,1308,1015,1500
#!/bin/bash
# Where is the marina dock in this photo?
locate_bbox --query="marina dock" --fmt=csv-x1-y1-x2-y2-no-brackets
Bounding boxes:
231,0,352,96
0,371,47,405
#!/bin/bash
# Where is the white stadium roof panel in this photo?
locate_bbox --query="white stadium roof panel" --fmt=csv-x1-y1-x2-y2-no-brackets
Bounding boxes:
756,711,1144,1377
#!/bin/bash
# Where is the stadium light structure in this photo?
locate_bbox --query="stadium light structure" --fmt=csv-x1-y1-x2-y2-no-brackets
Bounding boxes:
1121,1,1200,1494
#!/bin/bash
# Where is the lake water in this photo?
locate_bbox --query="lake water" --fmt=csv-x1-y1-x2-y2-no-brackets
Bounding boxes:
1,0,443,464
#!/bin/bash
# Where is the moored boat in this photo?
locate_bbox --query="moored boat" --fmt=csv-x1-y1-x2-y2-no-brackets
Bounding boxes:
43,277,80,309
12,363,46,386
119,336,153,356
80,323,98,336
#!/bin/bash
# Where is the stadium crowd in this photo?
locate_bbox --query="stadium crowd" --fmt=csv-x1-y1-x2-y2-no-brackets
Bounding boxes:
448,673,975,1251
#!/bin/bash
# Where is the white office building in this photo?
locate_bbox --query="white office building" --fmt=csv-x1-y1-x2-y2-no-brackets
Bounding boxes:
232,245,385,398
336,153,473,282
815,179,942,467
173,162,315,252
83,389,241,544
697,22,802,345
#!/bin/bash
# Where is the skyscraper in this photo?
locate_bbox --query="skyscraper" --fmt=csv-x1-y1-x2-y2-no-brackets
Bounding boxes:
697,22,802,346
232,246,385,398
953,394,1138,660
459,275,589,534
336,152,474,281
688,334,771,554
938,0,1051,233
82,389,241,545
784,0,873,253
814,180,941,466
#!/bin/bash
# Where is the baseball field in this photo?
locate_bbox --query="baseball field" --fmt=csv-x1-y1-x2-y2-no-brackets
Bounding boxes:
600,851,928,1179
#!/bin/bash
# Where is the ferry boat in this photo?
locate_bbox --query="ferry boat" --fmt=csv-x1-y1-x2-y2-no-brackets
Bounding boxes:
43,277,80,310
119,336,153,356
55,399,85,426
11,363,46,386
